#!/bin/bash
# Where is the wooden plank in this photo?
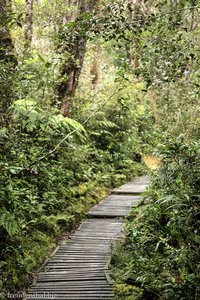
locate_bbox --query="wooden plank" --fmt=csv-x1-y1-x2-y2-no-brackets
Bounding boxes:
27,296,114,299
29,290,114,293
113,184,147,194
27,295,114,299
32,282,110,288
45,265,106,269
48,259,107,263
37,277,107,283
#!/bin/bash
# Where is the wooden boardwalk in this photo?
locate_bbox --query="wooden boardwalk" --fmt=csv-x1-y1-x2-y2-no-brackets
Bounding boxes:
26,176,149,300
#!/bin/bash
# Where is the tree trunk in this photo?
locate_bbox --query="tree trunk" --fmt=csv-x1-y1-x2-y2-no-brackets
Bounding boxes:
90,43,100,90
133,0,143,69
57,0,96,117
0,0,17,115
63,0,79,25
24,0,34,50
127,0,155,69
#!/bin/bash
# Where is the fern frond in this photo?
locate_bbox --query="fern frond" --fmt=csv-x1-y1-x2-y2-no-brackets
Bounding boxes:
0,210,19,236
97,120,119,129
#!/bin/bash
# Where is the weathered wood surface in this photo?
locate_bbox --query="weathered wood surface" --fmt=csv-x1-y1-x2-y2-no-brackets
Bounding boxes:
26,176,149,300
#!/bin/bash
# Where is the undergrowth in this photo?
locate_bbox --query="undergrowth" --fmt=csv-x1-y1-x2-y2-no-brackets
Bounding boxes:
0,98,148,293
111,137,200,300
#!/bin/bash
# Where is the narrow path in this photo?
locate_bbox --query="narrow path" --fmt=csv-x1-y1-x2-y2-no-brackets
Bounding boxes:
27,176,149,300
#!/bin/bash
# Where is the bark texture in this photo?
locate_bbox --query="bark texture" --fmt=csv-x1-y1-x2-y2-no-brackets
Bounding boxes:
133,0,142,69
57,0,96,117
127,0,152,69
24,0,34,50
90,43,100,89
0,0,17,114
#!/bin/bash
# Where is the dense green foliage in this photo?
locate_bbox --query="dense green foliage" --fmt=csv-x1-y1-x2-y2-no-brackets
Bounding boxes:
0,1,151,293
110,1,200,299
111,138,200,299
0,0,199,297
0,96,147,291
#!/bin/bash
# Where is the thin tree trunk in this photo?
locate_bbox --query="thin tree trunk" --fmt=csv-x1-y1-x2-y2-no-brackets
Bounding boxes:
0,0,17,115
133,0,143,69
24,0,34,50
90,43,100,90
126,0,154,69
63,0,78,25
57,0,96,117
0,0,16,63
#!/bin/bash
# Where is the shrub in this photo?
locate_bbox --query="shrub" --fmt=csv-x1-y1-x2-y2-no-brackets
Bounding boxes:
111,138,200,300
